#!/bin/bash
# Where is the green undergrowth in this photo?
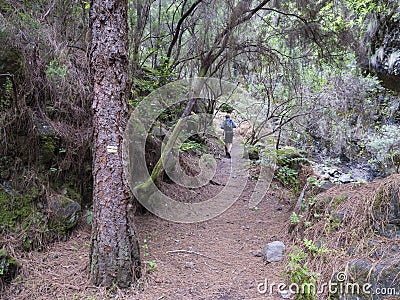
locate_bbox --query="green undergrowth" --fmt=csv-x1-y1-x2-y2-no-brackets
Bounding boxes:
274,146,310,193
0,188,38,229
0,185,80,251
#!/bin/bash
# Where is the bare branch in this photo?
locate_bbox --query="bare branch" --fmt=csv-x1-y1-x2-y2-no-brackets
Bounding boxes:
167,0,204,59
201,0,272,74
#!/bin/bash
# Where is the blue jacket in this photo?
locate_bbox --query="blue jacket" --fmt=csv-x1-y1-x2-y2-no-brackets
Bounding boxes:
221,118,237,131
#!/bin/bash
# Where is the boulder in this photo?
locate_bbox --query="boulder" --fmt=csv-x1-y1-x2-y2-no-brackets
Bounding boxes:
47,194,81,234
264,241,286,263
338,174,353,184
329,259,372,300
371,257,400,297
330,256,400,300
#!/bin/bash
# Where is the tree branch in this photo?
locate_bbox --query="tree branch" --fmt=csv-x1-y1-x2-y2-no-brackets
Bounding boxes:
201,0,272,74
167,0,203,59
258,7,328,58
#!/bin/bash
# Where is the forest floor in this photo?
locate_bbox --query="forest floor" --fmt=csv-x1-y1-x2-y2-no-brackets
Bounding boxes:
4,142,295,300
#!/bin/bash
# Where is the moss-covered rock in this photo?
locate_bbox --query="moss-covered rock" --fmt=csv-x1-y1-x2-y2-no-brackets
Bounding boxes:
0,249,19,283
330,257,400,300
245,146,260,160
329,259,371,300
1,182,81,250
47,194,81,235
276,146,309,170
371,258,400,298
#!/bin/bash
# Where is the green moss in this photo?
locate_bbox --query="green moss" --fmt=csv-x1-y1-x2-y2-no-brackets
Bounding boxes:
0,188,50,251
0,249,19,283
47,220,68,237
0,249,8,259
41,135,56,152
0,190,35,229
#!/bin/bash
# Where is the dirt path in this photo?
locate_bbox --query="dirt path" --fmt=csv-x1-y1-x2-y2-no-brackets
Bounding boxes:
3,142,292,300
131,142,292,299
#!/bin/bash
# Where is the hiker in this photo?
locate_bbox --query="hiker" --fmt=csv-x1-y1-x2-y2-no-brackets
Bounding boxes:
221,114,237,158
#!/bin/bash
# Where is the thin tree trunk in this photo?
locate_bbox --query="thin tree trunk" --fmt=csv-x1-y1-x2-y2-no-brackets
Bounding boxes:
90,0,141,287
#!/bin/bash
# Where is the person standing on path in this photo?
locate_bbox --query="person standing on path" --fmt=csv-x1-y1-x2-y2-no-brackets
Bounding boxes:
221,114,237,158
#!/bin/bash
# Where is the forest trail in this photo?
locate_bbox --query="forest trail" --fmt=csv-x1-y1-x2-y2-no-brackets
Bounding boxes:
132,140,291,299
4,141,292,300
2,0,399,298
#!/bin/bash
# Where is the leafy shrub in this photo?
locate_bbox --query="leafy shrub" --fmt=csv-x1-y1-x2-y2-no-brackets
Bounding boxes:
219,102,234,113
290,211,300,224
246,145,260,160
45,59,67,81
145,259,157,272
277,166,299,186
276,147,309,169
179,140,206,153
286,247,319,300
303,238,330,257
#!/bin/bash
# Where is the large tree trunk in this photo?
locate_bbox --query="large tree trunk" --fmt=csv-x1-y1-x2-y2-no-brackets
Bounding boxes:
89,0,141,287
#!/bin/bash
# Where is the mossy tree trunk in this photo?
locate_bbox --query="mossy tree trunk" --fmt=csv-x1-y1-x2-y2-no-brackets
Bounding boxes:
89,0,141,287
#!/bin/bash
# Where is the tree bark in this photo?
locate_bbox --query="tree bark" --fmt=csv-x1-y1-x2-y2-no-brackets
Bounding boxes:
90,0,141,287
